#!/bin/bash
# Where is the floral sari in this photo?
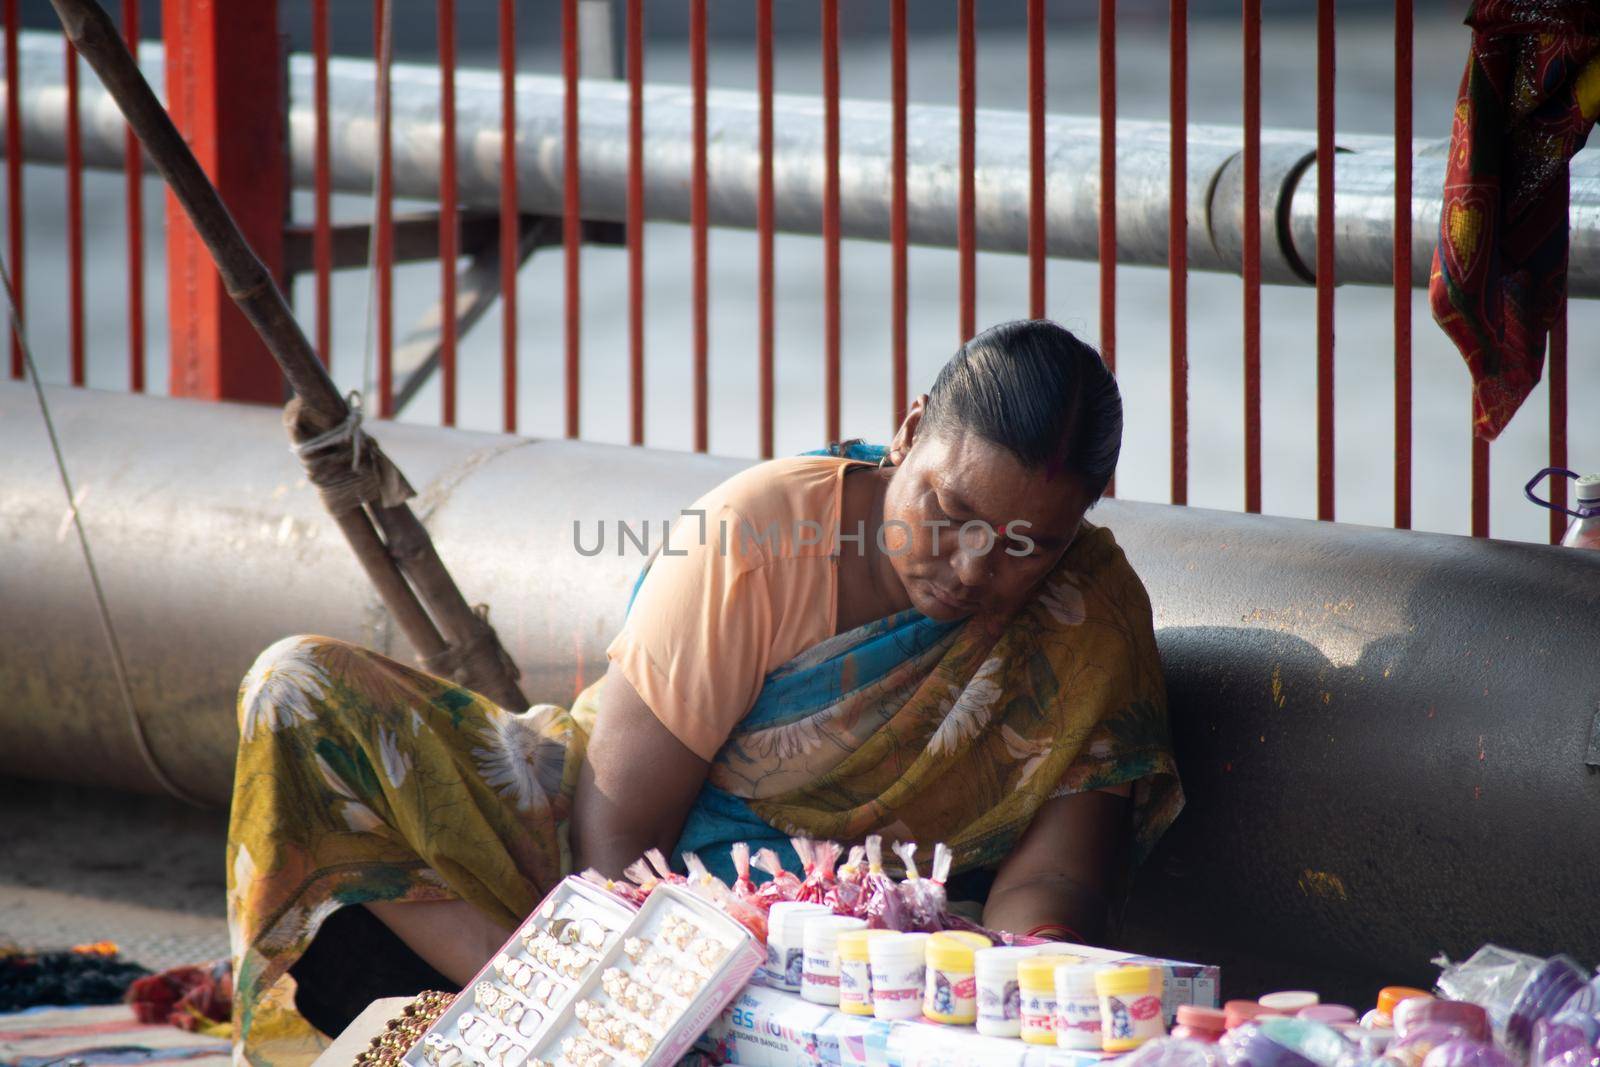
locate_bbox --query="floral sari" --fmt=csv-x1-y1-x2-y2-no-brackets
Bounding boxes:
225,443,1182,1066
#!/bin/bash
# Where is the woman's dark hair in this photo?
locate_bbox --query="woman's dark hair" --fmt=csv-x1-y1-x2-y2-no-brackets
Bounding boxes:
921,319,1122,500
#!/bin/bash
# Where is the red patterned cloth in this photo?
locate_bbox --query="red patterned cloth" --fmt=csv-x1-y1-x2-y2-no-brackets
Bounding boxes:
1430,1,1600,440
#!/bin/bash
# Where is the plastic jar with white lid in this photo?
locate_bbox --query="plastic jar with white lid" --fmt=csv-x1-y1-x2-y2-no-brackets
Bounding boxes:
801,915,867,1005
764,902,832,992
838,929,894,1016
922,931,992,1025
1055,964,1105,1050
975,946,1040,1038
868,933,932,1021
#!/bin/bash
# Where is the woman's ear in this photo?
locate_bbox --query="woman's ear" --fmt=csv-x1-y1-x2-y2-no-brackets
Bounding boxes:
889,393,931,463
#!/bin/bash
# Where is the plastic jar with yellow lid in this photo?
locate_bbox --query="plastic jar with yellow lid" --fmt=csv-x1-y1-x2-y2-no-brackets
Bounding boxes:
1095,965,1167,1052
837,929,894,1017
1018,955,1064,1045
922,931,992,1025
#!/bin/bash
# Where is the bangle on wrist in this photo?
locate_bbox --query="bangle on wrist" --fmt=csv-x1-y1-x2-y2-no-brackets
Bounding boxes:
1024,923,1083,944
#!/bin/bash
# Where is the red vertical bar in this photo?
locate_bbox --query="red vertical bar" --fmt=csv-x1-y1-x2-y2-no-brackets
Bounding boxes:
1242,0,1261,514
1393,0,1412,529
1169,0,1188,506
891,0,908,428
628,0,645,446
958,0,976,343
1549,300,1568,545
1471,426,1489,538
690,0,708,452
65,43,85,386
1027,0,1045,319
563,0,580,438
163,0,284,402
375,0,395,416
1099,0,1116,498
122,0,145,391
500,0,518,433
757,0,774,458
1315,0,1335,520
4,0,20,381
823,0,841,444
440,0,459,426
312,0,331,370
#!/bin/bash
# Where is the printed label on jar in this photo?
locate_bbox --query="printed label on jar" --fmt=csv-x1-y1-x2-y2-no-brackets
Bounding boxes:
1056,996,1102,1036
1104,995,1134,1039
978,979,1021,1022
840,961,871,1005
1020,990,1057,1034
776,947,804,989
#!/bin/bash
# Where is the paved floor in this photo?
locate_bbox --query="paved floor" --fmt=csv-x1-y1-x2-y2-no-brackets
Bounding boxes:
0,778,230,973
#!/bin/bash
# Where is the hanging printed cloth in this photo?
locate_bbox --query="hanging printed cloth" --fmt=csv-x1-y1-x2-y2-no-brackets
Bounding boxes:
1430,1,1600,440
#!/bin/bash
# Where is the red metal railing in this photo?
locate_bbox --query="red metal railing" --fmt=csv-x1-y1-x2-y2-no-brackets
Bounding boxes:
2,1,1585,548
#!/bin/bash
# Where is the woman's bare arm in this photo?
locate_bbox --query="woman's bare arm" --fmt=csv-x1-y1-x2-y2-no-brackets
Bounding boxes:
570,660,712,878
980,788,1130,940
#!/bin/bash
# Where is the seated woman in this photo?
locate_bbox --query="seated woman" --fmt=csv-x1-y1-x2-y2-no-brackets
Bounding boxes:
226,319,1182,1065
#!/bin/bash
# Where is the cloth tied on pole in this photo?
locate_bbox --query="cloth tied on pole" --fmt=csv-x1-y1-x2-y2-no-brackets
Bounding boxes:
285,392,415,512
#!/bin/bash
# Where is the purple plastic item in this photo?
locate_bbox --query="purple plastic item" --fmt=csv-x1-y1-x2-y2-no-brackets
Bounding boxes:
1395,999,1492,1043
1389,1024,1473,1067
1219,1025,1322,1067
1535,1018,1594,1067
1421,1039,1515,1067
1510,957,1590,1057
1116,1037,1222,1067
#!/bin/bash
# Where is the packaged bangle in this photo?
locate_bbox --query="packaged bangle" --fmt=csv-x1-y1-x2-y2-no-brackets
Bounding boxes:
831,845,869,917
793,839,840,905
750,848,803,909
729,843,757,901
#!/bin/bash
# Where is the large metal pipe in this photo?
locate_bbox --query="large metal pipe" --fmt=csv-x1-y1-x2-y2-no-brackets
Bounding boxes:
5,382,1600,990
10,32,1600,294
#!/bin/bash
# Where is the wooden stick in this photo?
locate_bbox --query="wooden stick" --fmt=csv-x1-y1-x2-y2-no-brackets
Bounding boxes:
47,0,530,712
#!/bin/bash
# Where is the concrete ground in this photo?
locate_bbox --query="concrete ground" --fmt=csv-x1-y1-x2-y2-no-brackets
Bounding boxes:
0,777,230,973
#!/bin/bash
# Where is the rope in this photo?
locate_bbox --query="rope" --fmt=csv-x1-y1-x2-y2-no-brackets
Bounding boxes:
287,392,415,512
0,256,206,808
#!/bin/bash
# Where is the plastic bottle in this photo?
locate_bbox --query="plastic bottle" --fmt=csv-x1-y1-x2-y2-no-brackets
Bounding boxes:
974,946,1038,1038
1260,992,1320,1015
1227,1000,1271,1030
1363,986,1432,1029
922,931,991,1024
801,914,867,1006
1096,965,1168,1053
1393,999,1490,1043
868,932,931,1021
1564,476,1600,548
1297,1004,1356,1026
837,929,893,1017
1018,955,1064,1045
1056,964,1107,1050
764,901,832,992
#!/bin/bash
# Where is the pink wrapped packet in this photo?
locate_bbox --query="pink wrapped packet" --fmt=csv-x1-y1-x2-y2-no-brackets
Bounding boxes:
644,848,688,885
623,857,662,896
892,840,944,931
863,834,908,931
730,842,758,900
751,847,803,909
832,845,868,915
927,843,953,928
578,867,650,907
796,839,841,905
682,852,770,941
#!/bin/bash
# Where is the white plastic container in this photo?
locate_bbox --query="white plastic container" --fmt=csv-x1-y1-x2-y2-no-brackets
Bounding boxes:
1259,990,1320,1014
868,932,932,1021
974,946,1038,1038
1054,964,1104,1050
764,902,831,992
801,915,867,1006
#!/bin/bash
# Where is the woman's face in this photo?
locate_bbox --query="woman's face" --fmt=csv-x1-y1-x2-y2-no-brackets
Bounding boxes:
880,398,1093,622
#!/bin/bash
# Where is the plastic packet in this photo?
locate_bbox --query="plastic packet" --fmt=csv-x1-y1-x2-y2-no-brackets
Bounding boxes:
750,847,803,909
622,857,662,896
1508,957,1592,1058
1534,1016,1595,1067
862,835,908,931
1419,1039,1514,1067
793,839,841,905
644,848,687,885
832,845,868,916
577,867,649,907
892,841,945,932
681,851,770,942
1435,945,1545,1045
928,842,952,920
1386,1025,1472,1067
1116,1037,1221,1067
730,842,758,900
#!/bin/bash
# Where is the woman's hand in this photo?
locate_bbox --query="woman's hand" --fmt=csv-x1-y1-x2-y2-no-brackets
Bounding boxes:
571,660,712,878
980,787,1131,941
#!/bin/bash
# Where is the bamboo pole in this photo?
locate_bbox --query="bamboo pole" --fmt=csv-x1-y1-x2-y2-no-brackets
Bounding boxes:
46,0,529,712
